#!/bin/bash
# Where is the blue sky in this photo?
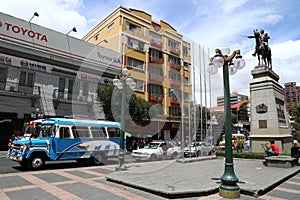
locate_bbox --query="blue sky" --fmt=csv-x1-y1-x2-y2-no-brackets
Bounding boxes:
1,0,300,105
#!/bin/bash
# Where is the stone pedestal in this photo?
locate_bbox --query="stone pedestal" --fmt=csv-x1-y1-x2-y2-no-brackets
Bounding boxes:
249,65,291,154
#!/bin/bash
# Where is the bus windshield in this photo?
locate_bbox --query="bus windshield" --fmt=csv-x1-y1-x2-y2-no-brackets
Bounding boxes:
35,124,56,138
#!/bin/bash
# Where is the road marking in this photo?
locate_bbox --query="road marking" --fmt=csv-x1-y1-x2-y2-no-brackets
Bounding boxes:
0,189,10,200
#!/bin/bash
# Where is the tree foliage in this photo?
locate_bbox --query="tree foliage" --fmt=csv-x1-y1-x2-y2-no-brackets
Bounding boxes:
97,84,152,125
289,103,300,131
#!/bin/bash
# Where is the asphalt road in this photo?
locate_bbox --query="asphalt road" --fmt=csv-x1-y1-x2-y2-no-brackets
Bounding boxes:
0,154,136,174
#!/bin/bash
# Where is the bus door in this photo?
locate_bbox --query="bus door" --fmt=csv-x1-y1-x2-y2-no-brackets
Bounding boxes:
54,126,82,160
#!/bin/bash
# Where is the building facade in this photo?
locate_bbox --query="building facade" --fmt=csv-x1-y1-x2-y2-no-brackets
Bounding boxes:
0,12,122,150
82,6,192,141
217,91,248,107
283,82,300,111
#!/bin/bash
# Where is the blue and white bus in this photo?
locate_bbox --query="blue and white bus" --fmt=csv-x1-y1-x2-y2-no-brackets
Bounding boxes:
8,118,121,170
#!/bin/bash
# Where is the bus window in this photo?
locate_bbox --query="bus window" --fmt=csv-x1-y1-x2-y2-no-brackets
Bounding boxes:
59,127,71,139
72,126,90,138
90,127,106,138
107,127,120,137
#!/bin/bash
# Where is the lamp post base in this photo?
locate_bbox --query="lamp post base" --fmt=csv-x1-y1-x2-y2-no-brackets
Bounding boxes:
219,187,240,199
115,150,127,171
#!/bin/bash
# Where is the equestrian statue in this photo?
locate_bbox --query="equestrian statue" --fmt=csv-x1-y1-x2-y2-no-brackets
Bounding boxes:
248,29,272,69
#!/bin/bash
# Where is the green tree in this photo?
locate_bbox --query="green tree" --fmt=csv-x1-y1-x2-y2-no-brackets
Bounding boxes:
97,84,152,125
289,103,300,139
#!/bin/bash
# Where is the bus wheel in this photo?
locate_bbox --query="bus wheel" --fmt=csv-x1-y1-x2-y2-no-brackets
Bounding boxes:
91,153,106,165
28,154,45,170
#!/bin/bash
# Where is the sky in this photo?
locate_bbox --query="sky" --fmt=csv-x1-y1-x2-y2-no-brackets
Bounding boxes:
1,0,300,106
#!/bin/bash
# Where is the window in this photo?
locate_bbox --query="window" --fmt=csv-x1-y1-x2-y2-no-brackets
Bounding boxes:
82,82,89,100
150,66,162,79
94,34,99,41
108,23,114,31
184,77,189,86
58,77,66,99
0,67,7,90
149,84,162,97
135,80,144,92
183,46,188,56
128,37,144,51
91,127,106,138
72,126,90,138
184,62,189,70
149,32,162,46
169,71,181,83
60,127,71,139
127,57,144,70
107,127,120,137
19,70,34,93
149,49,162,61
169,55,180,66
169,107,181,117
168,40,179,51
125,22,141,34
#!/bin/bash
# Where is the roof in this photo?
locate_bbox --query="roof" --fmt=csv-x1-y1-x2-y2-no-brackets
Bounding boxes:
208,103,240,111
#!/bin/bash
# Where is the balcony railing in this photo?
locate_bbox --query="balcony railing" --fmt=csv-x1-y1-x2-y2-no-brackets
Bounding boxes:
169,62,181,71
149,74,163,82
150,39,162,48
169,46,180,55
170,97,180,105
52,89,94,103
150,56,163,64
149,93,162,102
0,81,40,95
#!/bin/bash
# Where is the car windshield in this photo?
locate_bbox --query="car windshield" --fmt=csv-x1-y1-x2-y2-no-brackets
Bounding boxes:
189,142,199,147
144,143,160,149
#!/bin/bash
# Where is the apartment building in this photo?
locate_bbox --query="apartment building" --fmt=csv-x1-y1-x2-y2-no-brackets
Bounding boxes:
283,82,300,111
83,6,192,140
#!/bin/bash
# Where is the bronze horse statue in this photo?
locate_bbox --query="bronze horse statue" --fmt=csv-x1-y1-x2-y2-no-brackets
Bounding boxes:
249,30,272,69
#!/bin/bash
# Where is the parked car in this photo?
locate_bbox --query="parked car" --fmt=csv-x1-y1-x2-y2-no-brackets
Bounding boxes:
184,141,215,157
131,141,182,161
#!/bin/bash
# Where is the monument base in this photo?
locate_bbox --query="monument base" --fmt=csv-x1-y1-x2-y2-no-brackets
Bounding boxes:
249,135,292,154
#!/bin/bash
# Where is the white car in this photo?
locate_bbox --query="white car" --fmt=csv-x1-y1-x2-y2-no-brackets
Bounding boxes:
131,141,182,161
184,141,215,157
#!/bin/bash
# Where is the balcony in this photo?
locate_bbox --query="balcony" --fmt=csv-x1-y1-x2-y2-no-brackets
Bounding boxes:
170,79,181,87
149,74,163,82
0,81,41,107
170,97,180,105
149,93,163,102
52,89,94,109
150,39,162,48
169,62,181,71
169,46,180,55
150,56,163,64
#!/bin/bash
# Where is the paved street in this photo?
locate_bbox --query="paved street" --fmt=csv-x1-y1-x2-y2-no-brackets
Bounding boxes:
1,150,300,199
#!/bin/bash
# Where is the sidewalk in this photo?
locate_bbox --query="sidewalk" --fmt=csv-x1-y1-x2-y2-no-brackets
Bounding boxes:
106,156,300,199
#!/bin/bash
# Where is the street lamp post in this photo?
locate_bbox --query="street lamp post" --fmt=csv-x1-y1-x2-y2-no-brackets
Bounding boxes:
208,47,245,198
113,68,136,171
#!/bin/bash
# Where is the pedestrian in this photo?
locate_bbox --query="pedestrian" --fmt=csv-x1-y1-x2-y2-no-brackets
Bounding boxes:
245,140,250,151
161,142,168,160
266,140,279,157
7,139,12,157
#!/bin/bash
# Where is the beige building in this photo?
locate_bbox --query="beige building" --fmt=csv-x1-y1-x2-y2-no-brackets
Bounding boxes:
83,6,192,140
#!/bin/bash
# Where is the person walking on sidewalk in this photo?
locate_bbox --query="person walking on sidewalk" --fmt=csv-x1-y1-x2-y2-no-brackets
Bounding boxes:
266,140,279,157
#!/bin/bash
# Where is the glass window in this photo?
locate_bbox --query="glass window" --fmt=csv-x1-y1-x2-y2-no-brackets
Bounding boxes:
128,37,144,51
72,126,90,138
135,80,144,92
91,127,106,138
108,23,114,31
58,77,65,99
107,127,120,137
127,57,144,70
125,22,141,34
59,127,71,139
0,67,7,90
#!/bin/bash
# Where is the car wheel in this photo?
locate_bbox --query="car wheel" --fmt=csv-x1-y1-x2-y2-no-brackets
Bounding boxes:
28,154,45,170
196,151,201,157
149,154,157,161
